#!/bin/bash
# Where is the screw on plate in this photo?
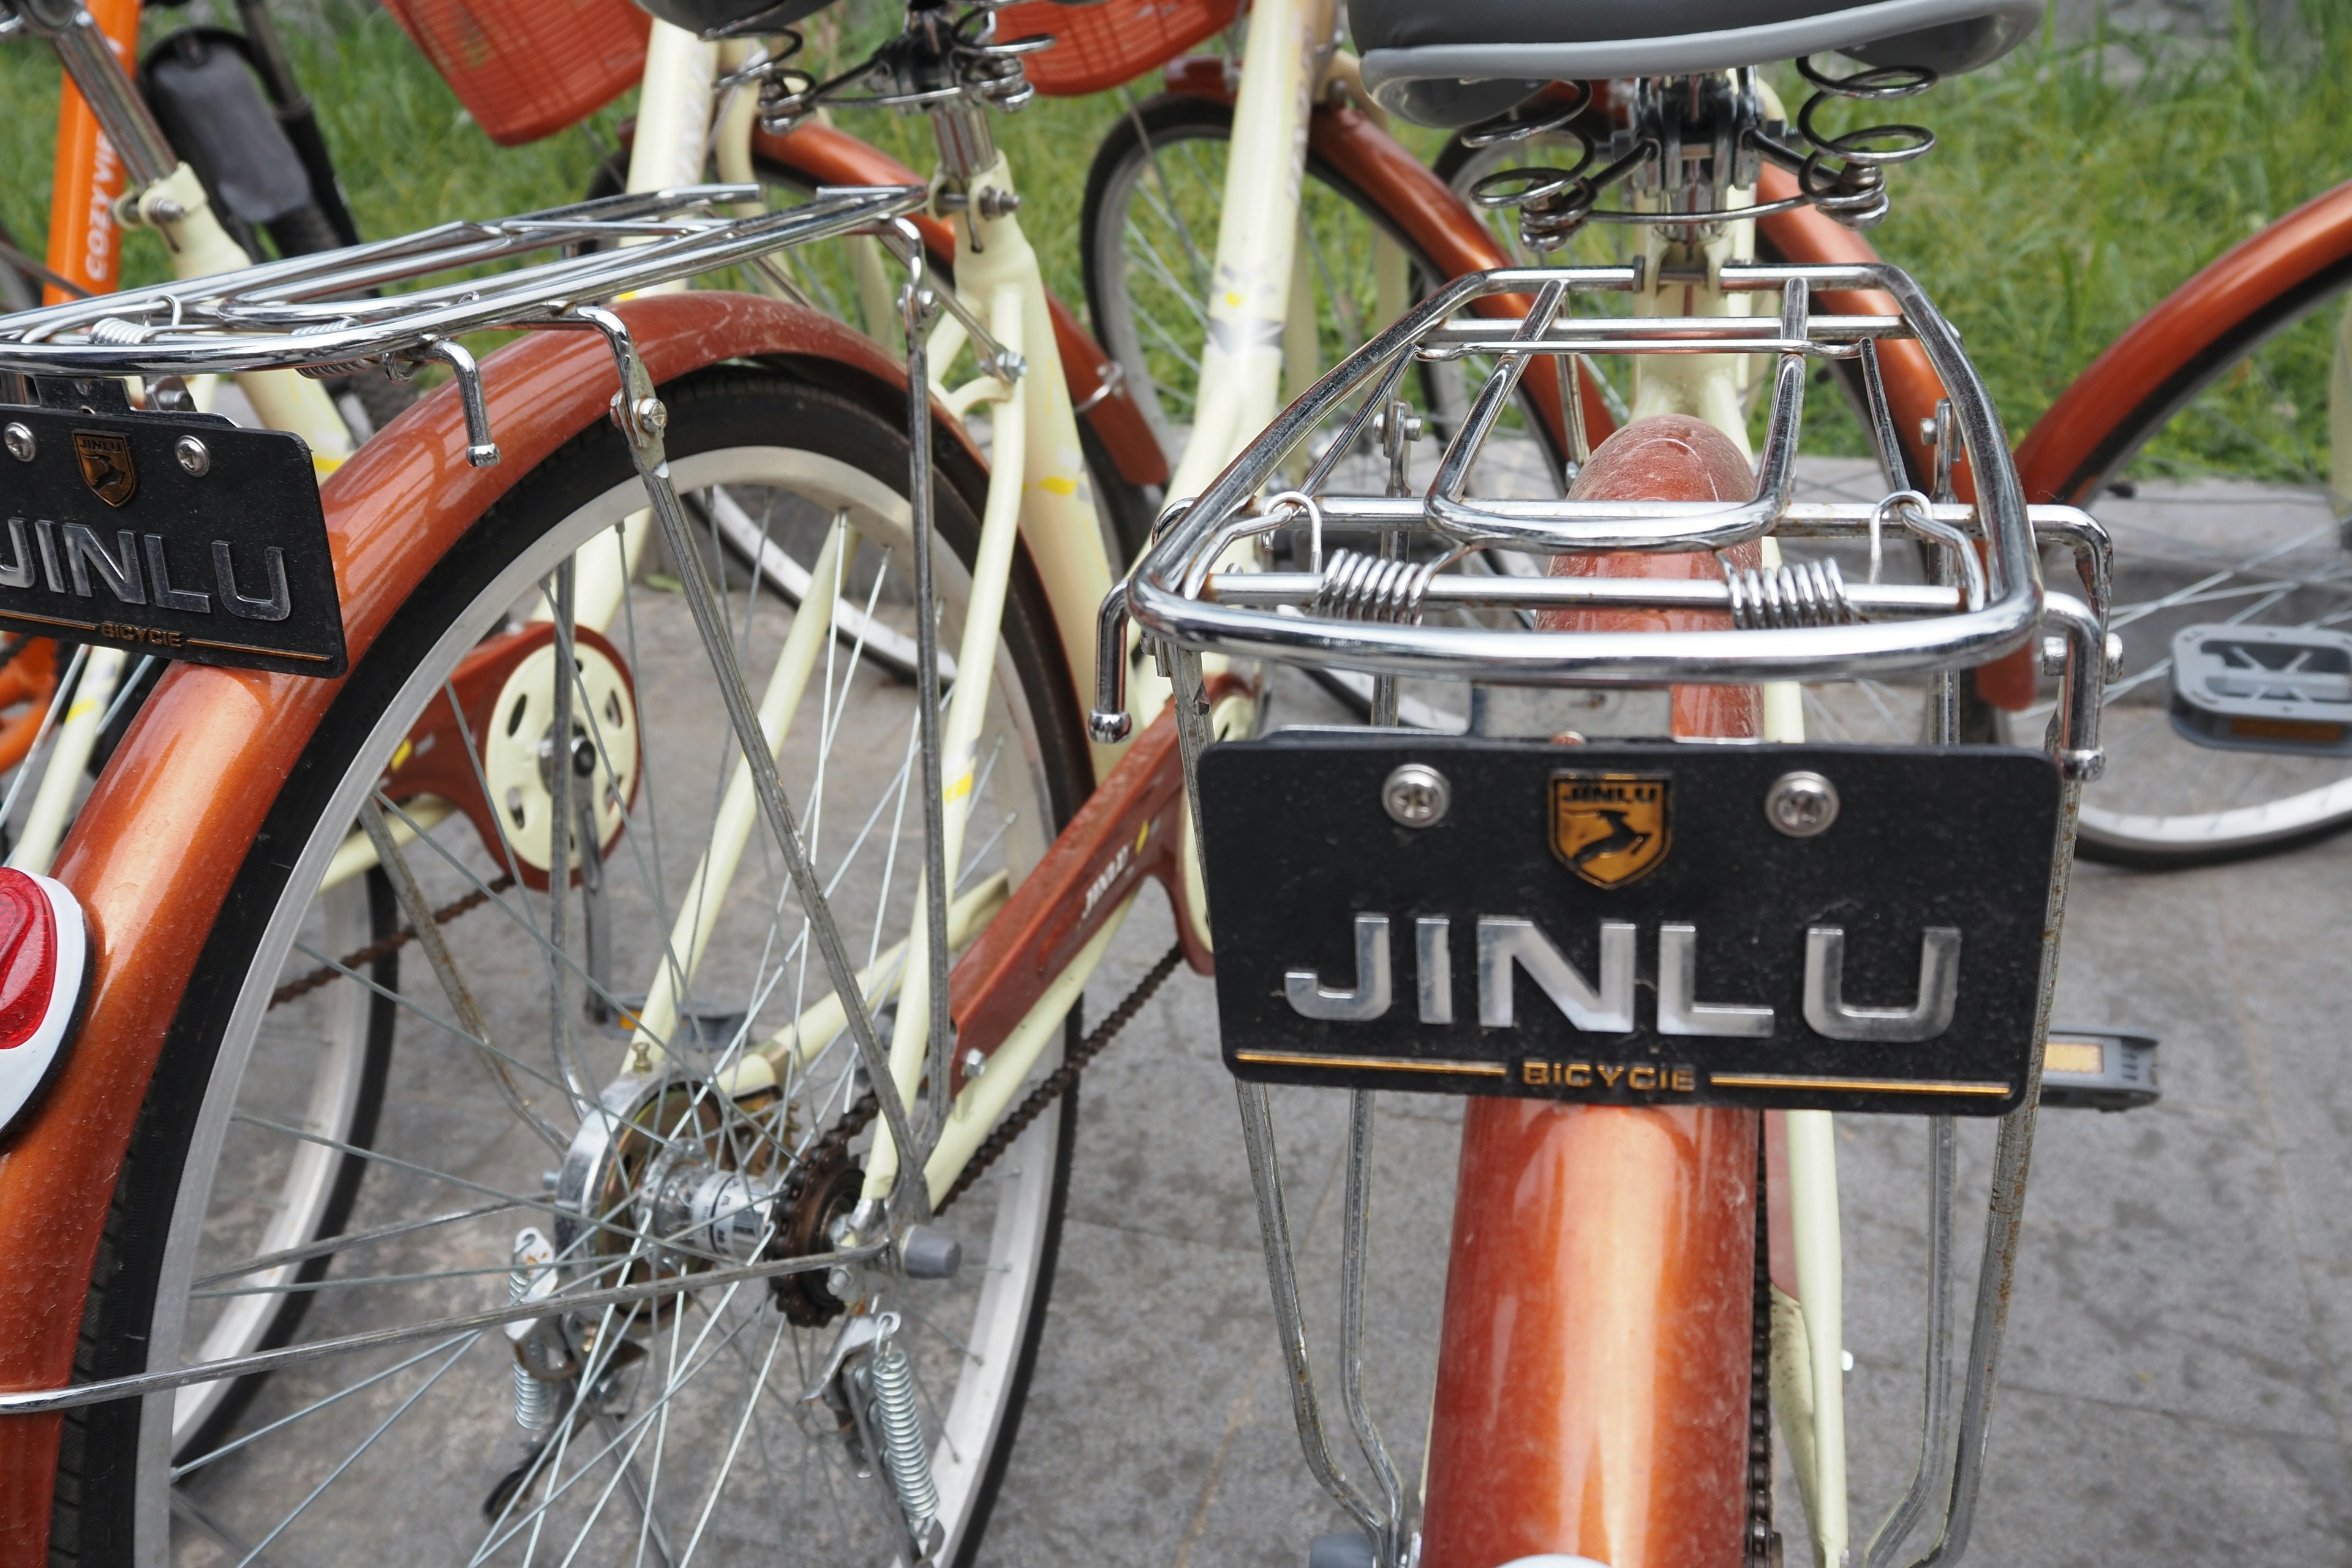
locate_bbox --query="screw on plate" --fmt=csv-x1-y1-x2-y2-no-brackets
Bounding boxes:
175,434,210,476
2,423,32,462
961,1046,987,1079
1382,762,1450,828
1765,771,1839,838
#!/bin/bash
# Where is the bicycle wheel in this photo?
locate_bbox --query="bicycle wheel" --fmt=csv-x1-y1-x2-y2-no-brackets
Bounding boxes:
2029,277,2352,865
55,367,1091,1566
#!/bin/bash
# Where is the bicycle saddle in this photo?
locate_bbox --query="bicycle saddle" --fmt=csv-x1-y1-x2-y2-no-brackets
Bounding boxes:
1355,0,2045,124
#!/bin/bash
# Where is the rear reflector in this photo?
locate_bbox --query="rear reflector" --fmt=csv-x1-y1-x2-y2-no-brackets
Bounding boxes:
0,869,89,1142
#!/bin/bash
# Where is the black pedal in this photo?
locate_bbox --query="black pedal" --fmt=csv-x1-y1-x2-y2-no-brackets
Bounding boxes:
2169,623,2352,755
2039,1026,2159,1111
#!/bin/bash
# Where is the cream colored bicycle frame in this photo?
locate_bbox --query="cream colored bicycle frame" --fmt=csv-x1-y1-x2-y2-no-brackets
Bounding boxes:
294,8,1337,1216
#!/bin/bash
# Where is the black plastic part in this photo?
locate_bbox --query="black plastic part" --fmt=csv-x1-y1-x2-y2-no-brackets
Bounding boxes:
141,28,313,228
0,404,347,677
1201,733,2062,1115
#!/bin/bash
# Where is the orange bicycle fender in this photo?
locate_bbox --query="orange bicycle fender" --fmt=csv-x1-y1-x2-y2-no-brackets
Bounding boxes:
753,122,1172,490
0,291,978,1558
2014,176,2352,507
1419,417,1762,1568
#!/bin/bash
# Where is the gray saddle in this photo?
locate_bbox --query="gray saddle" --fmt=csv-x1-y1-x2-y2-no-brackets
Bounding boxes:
1354,0,2046,124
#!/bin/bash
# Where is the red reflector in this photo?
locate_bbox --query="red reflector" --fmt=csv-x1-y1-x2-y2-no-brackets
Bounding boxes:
0,868,88,1143
0,869,56,1049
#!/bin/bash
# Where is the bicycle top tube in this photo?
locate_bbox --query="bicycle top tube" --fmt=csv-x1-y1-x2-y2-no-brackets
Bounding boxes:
0,184,927,380
1121,259,2059,693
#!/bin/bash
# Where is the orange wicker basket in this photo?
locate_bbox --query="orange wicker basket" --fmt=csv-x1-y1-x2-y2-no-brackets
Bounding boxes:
385,0,651,148
996,0,1240,97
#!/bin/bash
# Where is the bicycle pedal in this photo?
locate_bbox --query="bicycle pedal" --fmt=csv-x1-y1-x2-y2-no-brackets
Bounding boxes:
2039,1026,2159,1111
2168,624,2352,755
1306,1534,1374,1568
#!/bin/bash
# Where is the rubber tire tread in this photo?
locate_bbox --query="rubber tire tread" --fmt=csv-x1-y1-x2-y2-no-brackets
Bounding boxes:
50,366,1089,1567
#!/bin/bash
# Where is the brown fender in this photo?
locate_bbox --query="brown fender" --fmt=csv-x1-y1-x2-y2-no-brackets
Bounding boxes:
1420,417,1761,1568
1754,170,2038,708
2013,176,2352,506
755,123,1172,489
0,292,979,1557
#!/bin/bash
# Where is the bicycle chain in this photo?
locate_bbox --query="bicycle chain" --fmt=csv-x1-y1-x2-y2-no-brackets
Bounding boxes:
938,942,1183,1212
268,871,519,1009
1747,1128,1778,1568
770,940,1186,1221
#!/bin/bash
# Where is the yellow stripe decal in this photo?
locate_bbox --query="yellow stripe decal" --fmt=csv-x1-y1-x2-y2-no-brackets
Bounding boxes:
944,770,974,803
1235,1050,1508,1079
1708,1072,2013,1097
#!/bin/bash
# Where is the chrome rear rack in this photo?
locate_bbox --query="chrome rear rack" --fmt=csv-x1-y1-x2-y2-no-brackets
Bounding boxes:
1100,261,2111,774
0,183,929,461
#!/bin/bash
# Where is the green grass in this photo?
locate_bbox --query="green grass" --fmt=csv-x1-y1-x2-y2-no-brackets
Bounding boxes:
7,1,2352,466
1810,4,2352,461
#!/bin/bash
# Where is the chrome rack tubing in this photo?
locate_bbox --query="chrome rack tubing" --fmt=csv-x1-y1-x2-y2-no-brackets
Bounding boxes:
1234,1079,1395,1558
1161,633,1395,1560
1088,579,1132,744
2029,506,2113,630
1905,590,2103,1568
0,187,931,379
1869,599,1961,1568
0,187,759,342
1864,1114,1956,1568
1340,1086,1406,1567
564,304,931,1238
1423,278,1570,533
899,254,957,1152
1425,279,1806,555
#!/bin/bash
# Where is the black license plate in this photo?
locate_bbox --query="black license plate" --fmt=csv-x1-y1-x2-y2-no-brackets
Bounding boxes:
0,407,345,677
1199,733,2062,1115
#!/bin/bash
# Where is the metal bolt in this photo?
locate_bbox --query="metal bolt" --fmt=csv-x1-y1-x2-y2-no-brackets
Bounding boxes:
1381,762,1450,828
174,434,210,475
2,423,32,462
976,188,1022,219
826,1265,857,1302
1918,415,1938,446
634,396,667,435
1765,771,1840,838
961,1046,987,1079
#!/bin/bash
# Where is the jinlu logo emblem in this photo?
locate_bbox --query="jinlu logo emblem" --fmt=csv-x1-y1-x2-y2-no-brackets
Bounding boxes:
71,430,136,508
1550,772,1671,888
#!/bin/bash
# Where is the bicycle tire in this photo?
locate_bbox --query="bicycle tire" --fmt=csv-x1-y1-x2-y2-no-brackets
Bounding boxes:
2034,263,2352,866
53,366,1089,1566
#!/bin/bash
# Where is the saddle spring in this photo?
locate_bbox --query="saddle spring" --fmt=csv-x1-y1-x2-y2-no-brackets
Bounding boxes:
1459,56,1940,250
1789,56,1939,231
1723,557,1856,630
